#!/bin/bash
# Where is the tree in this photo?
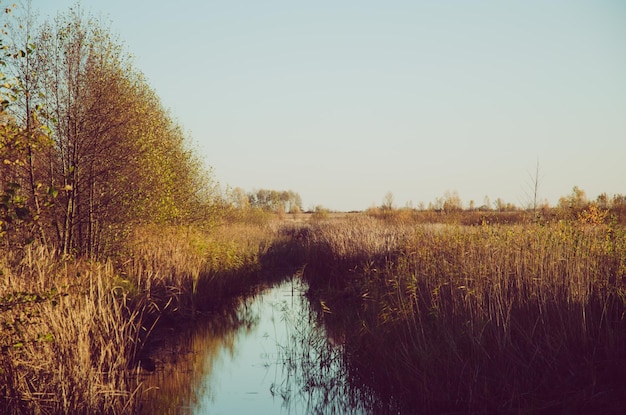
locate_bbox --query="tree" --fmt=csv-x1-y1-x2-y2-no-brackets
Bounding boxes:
0,2,49,248
596,193,609,209
382,191,394,211
524,159,541,212
558,186,588,211
442,190,462,213
5,0,51,245
495,198,506,212
230,187,250,210
7,7,217,257
247,188,303,213
480,195,491,211
613,194,626,209
1,5,218,257
287,190,302,213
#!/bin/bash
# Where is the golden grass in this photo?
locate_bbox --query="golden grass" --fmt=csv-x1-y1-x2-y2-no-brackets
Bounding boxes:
119,223,281,316
299,216,626,412
1,221,284,414
0,246,141,414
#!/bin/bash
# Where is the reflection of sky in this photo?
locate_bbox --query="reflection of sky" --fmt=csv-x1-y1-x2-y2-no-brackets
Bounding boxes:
192,279,331,415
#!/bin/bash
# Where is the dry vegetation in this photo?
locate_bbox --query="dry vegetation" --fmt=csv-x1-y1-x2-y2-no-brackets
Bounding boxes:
297,214,626,413
0,222,285,414
0,249,140,414
3,210,625,413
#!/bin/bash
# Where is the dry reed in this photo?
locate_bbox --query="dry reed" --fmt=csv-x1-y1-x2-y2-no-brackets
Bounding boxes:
300,216,626,412
1,222,283,414
0,246,141,414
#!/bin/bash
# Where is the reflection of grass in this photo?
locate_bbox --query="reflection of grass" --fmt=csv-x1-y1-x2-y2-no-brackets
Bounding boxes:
298,216,626,413
267,279,388,414
136,295,260,414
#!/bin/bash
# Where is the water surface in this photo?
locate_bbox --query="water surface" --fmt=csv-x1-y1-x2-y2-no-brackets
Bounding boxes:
137,278,374,414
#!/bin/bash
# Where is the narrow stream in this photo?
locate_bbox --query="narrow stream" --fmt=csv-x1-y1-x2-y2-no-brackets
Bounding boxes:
137,278,376,414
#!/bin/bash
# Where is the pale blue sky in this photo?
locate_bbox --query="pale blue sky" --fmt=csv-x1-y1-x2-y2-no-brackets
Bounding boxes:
28,1,626,211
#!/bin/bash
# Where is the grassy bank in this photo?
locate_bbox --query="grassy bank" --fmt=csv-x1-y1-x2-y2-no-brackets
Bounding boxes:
0,221,294,414
298,216,626,413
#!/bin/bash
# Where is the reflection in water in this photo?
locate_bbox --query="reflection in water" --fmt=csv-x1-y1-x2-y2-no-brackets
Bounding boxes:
136,278,384,414
264,281,370,415
136,297,260,414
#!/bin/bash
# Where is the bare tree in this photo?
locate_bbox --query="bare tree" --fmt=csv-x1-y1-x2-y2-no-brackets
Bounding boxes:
442,190,462,213
382,191,394,211
524,159,542,214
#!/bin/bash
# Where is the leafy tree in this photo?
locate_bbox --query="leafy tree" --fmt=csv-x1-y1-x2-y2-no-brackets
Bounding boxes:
494,197,506,212
287,190,302,214
1,5,218,257
229,187,250,210
247,188,302,213
0,2,46,248
4,0,51,245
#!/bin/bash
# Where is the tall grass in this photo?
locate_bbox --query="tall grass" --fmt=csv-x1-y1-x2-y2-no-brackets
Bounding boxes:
0,247,142,414
299,216,626,412
120,222,300,316
1,221,287,414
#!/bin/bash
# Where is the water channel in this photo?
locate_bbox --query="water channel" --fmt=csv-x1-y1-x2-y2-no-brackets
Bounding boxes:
136,277,385,414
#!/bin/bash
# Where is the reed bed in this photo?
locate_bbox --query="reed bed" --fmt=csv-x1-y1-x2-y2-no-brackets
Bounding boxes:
0,246,141,414
120,224,272,317
300,216,626,413
1,222,284,414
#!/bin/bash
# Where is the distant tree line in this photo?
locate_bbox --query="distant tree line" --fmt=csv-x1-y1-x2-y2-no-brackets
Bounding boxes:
0,5,217,258
229,187,302,214
371,188,626,225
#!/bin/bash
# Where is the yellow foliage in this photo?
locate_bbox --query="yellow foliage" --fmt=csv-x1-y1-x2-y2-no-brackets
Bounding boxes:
578,203,609,225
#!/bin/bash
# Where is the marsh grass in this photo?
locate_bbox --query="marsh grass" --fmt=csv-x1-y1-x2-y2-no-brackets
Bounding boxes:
0,246,141,414
0,221,287,414
120,222,298,317
300,216,626,413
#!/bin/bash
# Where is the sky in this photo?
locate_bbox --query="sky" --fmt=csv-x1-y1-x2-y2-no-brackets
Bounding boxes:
27,0,626,211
